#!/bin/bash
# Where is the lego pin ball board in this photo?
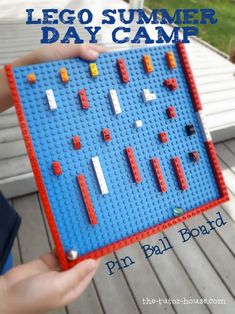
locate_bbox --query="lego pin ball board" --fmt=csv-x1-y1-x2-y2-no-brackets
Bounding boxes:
5,43,229,270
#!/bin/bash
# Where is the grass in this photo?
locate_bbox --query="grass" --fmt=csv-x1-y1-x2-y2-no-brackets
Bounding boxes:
145,0,235,54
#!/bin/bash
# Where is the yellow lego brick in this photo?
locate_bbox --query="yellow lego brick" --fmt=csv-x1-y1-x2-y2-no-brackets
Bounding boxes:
142,55,154,73
165,52,177,69
89,63,99,77
60,68,69,83
27,73,36,84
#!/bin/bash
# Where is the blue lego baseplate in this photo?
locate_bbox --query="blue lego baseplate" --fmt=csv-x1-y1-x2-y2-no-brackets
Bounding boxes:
12,44,220,257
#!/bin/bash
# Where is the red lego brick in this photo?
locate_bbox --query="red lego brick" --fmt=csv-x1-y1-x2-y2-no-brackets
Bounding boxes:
125,147,142,183
78,89,90,109
189,151,199,162
164,78,178,91
52,161,62,176
72,136,81,150
171,157,188,190
166,106,176,119
158,132,168,143
117,59,129,83
77,174,98,225
165,51,177,69
176,42,203,112
151,158,167,192
205,141,229,198
101,128,112,142
142,55,154,73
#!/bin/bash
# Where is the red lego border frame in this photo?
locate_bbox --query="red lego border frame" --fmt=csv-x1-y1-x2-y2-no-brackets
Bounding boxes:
5,43,229,270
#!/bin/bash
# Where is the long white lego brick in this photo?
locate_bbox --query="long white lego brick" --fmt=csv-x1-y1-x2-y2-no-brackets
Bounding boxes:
196,110,212,141
46,89,57,111
142,89,156,103
109,90,122,115
91,156,109,195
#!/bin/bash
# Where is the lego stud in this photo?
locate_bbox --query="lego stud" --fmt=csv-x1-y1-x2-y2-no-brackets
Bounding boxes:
142,55,154,73
89,63,99,78
27,73,36,84
173,207,184,217
166,106,176,119
158,132,168,143
66,249,78,261
165,51,177,69
189,151,199,162
185,124,195,136
135,120,143,128
59,68,69,83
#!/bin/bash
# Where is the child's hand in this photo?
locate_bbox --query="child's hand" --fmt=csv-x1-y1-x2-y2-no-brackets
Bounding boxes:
0,252,100,314
0,44,104,113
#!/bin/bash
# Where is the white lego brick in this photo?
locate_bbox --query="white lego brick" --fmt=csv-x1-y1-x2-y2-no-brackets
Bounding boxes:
142,89,156,103
109,90,122,115
91,156,109,195
196,111,212,141
135,120,143,128
46,89,57,111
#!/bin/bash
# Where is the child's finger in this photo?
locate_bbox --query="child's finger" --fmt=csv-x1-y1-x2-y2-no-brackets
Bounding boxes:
54,258,99,294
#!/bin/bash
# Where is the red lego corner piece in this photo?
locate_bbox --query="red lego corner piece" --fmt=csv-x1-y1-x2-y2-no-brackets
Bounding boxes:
117,59,129,83
164,78,178,91
125,147,142,183
78,89,90,110
72,136,81,150
205,141,229,199
166,106,176,119
4,64,68,270
176,42,202,112
101,128,112,142
189,151,199,162
151,158,167,192
171,157,188,191
158,132,168,143
52,161,62,175
77,174,98,225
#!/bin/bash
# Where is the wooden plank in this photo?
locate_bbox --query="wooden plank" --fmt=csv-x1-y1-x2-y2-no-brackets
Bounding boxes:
216,143,235,173
0,139,26,160
0,173,36,199
140,235,210,314
193,67,235,78
115,242,175,314
204,99,235,116
0,114,19,129
224,139,235,155
67,282,104,314
0,107,15,116
185,213,235,297
206,111,235,130
0,126,22,143
217,157,235,195
195,74,235,86
0,155,31,180
200,90,235,104
221,190,235,222
198,81,235,95
94,253,140,314
203,206,235,255
164,224,235,313
12,193,50,262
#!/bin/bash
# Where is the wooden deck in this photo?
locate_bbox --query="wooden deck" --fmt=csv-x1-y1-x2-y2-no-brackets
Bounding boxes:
9,139,235,314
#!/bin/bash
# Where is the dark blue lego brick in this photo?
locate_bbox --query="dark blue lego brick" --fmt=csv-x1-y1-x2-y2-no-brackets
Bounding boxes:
13,44,219,256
